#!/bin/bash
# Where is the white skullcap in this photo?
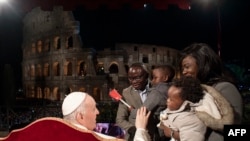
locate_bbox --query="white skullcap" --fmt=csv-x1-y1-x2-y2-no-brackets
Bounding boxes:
62,92,87,116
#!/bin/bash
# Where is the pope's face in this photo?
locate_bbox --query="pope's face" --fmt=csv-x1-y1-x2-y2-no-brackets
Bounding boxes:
78,96,100,130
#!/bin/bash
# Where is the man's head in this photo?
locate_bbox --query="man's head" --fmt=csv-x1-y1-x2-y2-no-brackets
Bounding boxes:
62,92,100,130
128,63,149,91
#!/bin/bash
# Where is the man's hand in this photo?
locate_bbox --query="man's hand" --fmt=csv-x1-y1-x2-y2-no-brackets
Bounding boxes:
128,105,135,112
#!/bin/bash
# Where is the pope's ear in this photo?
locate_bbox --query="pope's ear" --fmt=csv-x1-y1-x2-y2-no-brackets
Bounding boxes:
76,112,84,120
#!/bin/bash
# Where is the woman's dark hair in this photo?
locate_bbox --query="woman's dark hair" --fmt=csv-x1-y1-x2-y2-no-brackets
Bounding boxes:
171,76,204,103
179,43,234,85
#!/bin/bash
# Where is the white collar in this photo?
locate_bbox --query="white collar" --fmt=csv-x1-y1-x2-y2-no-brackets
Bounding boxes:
72,123,88,130
72,123,116,139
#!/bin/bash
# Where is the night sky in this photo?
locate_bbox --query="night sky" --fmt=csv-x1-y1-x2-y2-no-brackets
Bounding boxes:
0,0,250,87
71,0,250,61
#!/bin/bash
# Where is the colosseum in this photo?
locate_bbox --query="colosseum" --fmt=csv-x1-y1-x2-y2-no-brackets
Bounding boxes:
21,6,181,103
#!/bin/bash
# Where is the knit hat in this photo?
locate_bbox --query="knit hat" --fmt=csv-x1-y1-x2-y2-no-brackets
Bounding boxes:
62,92,87,116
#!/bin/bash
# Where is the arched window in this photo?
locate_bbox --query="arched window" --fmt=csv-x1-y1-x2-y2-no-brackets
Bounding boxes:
67,36,73,49
37,87,42,98
78,61,86,76
54,36,61,50
37,40,42,53
109,64,118,74
52,87,60,100
44,39,50,52
31,43,36,54
36,64,42,77
93,87,100,101
64,61,72,76
43,63,50,77
53,62,60,76
44,87,50,99
30,64,35,77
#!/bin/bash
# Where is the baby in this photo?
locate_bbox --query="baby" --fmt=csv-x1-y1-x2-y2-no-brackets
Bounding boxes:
158,76,207,141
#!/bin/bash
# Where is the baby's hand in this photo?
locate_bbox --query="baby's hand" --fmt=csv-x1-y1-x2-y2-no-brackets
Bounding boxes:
160,110,168,120
157,110,168,127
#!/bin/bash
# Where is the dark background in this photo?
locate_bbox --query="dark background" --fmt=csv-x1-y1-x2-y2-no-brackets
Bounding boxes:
0,0,250,88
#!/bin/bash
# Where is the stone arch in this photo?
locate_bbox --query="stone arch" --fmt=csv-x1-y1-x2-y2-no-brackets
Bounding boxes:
142,55,149,63
31,43,36,54
44,87,51,99
66,36,73,49
65,87,72,95
36,87,42,98
37,40,42,53
44,39,50,52
52,87,60,100
25,65,30,78
30,64,35,77
43,63,50,77
54,36,61,50
64,61,72,76
124,64,129,73
93,87,100,101
53,62,60,76
36,64,42,77
109,63,119,74
78,60,86,76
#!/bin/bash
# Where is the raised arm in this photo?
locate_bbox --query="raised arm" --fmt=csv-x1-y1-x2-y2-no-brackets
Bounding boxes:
134,107,151,141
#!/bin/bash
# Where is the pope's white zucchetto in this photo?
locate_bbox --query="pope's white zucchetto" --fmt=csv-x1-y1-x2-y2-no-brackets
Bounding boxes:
62,92,87,116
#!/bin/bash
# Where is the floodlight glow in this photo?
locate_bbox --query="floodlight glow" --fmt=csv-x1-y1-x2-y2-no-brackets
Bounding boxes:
0,0,16,15
0,0,8,4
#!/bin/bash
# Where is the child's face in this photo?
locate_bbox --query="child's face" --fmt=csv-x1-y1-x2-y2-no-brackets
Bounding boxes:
151,69,168,86
166,86,184,111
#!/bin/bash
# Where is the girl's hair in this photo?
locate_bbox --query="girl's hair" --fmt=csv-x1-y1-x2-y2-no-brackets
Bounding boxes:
171,76,204,103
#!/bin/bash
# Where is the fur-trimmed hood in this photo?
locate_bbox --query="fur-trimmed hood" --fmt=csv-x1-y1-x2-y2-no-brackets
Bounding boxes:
195,84,234,131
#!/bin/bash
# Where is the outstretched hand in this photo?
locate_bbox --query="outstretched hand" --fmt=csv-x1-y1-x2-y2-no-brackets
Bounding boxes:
135,107,151,129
